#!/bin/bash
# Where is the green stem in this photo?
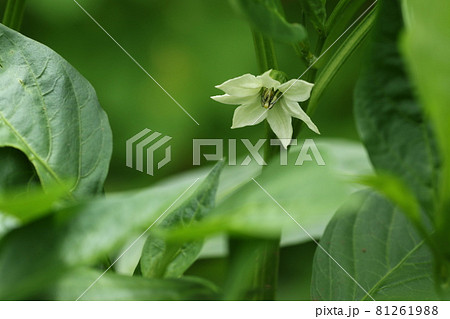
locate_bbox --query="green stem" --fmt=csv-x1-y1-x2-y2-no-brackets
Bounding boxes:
2,0,26,31
225,30,281,301
292,32,327,139
251,29,281,300
252,30,278,72
252,30,280,163
226,237,280,300
435,256,450,300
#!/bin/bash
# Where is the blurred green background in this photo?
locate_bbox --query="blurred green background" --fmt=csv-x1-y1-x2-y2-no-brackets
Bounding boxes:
1,0,368,300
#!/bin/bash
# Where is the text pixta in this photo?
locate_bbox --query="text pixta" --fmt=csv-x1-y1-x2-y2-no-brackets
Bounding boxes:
193,138,325,166
316,306,360,318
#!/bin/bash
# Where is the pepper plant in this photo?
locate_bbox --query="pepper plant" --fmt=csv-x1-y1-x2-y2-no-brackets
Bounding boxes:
0,0,449,301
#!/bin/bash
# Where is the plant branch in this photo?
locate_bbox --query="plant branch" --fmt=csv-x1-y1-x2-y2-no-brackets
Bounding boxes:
225,29,281,301
2,0,26,31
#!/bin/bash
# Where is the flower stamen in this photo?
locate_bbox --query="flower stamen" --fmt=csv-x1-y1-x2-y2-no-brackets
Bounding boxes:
261,88,283,109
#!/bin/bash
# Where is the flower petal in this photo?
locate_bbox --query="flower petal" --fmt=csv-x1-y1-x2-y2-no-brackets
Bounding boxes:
256,70,280,89
215,73,262,96
278,79,314,102
266,105,293,148
232,100,268,128
281,99,320,134
211,93,258,105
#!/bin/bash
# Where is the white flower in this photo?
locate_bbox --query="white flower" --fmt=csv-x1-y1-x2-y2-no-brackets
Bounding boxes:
211,70,320,148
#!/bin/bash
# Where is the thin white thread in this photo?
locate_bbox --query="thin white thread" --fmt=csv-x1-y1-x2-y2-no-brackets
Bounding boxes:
76,178,200,301
71,0,199,125
251,178,376,301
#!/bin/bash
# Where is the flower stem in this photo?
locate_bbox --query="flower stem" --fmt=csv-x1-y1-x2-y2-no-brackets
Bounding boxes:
226,29,281,301
252,30,281,162
253,30,282,298
252,30,279,72
2,0,26,31
226,237,280,300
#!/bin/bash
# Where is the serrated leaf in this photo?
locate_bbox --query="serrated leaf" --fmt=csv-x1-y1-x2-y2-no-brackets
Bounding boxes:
230,0,308,43
139,162,224,278
311,191,437,300
354,0,440,213
43,268,217,301
0,24,112,199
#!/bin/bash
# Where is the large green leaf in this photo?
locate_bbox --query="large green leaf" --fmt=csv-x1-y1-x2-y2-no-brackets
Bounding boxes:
0,164,223,300
0,23,112,199
311,191,437,300
139,161,223,278
230,0,308,43
354,0,440,213
402,0,450,240
311,0,439,301
43,268,217,301
110,161,259,274
164,139,373,242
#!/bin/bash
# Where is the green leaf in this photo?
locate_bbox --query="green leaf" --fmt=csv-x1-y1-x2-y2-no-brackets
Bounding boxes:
298,0,327,35
307,5,376,116
0,183,69,223
230,0,308,43
0,24,112,199
354,0,440,213
43,268,218,301
357,174,423,229
402,0,450,236
311,191,437,300
326,0,369,35
0,214,16,237
0,168,212,300
164,139,373,242
139,161,224,278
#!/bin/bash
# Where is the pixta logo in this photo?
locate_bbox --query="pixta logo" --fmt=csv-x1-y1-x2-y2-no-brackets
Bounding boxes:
126,128,172,176
126,129,325,176
193,138,325,166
